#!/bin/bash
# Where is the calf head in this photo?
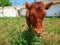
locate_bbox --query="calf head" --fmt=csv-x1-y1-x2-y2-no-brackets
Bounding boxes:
25,1,53,36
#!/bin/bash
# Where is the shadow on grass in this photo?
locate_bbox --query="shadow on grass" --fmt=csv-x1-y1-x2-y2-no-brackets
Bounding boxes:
21,27,36,45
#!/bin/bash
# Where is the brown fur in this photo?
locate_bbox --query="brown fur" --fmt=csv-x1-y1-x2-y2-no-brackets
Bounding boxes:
25,1,53,36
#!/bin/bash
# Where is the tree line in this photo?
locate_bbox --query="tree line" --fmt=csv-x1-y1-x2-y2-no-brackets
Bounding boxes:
0,0,12,6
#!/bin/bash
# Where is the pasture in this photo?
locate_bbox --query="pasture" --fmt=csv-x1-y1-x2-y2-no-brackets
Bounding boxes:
0,16,60,45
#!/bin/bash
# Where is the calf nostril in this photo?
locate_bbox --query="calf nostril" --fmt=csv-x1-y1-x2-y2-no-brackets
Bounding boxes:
34,29,43,36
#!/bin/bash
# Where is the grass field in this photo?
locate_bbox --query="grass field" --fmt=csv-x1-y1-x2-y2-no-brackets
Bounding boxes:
0,16,60,45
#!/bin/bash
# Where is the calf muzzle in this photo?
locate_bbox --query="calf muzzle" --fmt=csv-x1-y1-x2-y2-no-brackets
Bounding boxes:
34,28,43,36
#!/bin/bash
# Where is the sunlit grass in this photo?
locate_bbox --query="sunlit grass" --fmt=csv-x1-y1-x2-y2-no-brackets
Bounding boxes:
0,16,60,45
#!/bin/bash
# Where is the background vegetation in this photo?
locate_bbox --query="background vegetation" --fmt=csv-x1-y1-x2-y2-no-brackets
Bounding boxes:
0,16,60,45
0,0,12,6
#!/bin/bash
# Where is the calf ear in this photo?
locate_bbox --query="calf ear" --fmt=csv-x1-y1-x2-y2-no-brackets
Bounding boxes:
45,2,53,10
25,2,31,9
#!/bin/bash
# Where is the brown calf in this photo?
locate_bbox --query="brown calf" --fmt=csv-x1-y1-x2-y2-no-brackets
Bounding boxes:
25,1,53,36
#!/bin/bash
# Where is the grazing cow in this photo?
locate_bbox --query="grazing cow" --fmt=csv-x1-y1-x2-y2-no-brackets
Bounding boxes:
25,1,53,36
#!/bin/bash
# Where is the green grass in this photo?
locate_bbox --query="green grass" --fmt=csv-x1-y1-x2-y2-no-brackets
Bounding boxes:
0,16,60,45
